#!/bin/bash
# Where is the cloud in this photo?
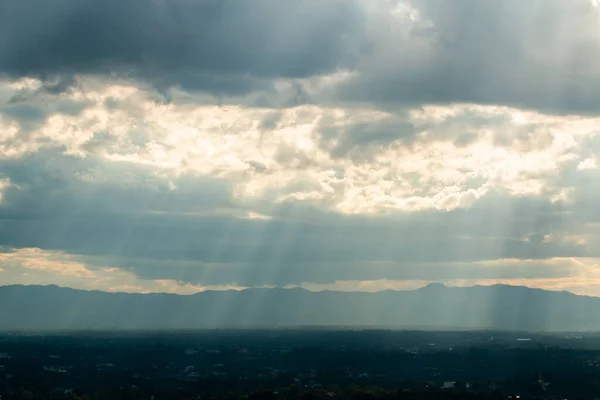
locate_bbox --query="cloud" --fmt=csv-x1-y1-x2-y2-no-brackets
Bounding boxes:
0,149,235,218
3,0,600,116
108,256,584,287
0,247,243,294
6,80,592,215
4,246,600,296
0,0,365,96
0,151,593,287
0,83,598,290
2,2,600,295
332,0,600,114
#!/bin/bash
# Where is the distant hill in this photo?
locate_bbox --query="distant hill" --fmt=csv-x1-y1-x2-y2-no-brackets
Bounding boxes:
0,284,598,331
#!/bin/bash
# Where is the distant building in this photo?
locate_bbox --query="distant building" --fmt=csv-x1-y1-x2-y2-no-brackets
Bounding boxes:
442,381,456,389
53,388,73,395
96,363,114,371
43,366,67,373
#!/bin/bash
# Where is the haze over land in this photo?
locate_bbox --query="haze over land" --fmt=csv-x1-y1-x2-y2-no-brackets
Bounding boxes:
3,0,600,299
1,284,598,331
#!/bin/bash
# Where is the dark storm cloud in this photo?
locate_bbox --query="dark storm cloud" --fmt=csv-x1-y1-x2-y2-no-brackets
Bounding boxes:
0,0,365,94
334,0,600,114
3,0,598,113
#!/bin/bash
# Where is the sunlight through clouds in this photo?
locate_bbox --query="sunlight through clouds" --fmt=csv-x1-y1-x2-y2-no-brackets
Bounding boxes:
1,79,598,215
2,0,600,295
0,248,248,294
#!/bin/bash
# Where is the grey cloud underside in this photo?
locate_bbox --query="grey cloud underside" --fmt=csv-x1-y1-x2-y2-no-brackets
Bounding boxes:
2,211,579,264
0,0,364,95
2,0,600,113
91,257,578,287
0,151,597,286
333,0,600,114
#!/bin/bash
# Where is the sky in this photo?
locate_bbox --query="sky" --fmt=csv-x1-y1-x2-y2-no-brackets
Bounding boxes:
2,0,600,296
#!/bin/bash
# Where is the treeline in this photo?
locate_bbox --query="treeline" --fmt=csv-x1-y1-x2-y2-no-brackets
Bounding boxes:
0,386,560,400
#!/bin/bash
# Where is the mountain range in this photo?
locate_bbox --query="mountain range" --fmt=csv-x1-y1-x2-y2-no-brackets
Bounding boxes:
0,283,598,331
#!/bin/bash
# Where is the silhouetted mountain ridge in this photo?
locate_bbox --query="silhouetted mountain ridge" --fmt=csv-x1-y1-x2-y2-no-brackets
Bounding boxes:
0,284,597,331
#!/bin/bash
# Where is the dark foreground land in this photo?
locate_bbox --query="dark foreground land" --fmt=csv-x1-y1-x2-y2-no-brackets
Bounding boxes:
1,330,600,400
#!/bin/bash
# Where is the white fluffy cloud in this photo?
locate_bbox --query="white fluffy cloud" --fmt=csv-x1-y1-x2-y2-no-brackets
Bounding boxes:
2,80,598,215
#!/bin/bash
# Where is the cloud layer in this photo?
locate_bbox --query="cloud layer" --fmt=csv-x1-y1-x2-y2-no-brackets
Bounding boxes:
2,0,600,295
